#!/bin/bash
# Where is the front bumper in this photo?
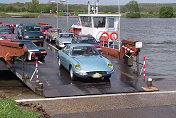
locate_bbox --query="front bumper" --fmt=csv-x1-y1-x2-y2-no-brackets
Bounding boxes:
74,70,114,79
59,43,71,48
23,38,44,44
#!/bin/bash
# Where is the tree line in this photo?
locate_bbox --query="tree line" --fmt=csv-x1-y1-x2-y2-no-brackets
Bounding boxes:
0,0,175,18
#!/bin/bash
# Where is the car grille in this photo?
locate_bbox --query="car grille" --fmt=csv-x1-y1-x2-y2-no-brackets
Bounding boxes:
87,71,107,76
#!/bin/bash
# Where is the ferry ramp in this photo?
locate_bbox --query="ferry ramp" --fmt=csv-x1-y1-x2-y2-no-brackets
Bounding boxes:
12,42,146,97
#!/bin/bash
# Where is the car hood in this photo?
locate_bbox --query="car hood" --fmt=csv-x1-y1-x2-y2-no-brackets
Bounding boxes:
28,47,39,51
59,38,72,43
24,32,43,36
72,56,112,71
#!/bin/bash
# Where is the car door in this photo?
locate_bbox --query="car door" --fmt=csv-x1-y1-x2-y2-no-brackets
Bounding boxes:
72,37,77,43
60,46,71,70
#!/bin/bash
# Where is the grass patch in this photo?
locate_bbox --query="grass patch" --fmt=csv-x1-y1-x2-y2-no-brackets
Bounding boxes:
140,12,159,18
21,13,40,18
0,98,42,118
0,12,11,17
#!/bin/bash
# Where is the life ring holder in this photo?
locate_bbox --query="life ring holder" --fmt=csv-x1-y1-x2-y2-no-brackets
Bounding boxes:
110,32,118,40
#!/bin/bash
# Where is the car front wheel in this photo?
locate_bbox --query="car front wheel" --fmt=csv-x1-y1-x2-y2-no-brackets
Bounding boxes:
104,75,111,81
58,57,63,69
69,67,77,81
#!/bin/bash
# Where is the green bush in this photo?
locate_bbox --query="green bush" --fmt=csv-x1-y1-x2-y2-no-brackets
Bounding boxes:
159,6,174,18
126,12,141,18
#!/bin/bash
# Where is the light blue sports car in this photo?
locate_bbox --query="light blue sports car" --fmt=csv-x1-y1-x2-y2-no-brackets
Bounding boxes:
57,44,113,80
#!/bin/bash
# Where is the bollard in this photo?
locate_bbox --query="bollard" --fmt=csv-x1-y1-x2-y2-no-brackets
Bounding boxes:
147,78,152,87
35,79,40,86
39,83,43,89
35,80,43,95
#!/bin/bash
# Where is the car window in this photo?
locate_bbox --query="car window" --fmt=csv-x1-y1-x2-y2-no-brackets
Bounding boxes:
60,34,73,38
72,37,77,43
63,46,70,55
71,46,99,56
43,26,52,31
0,35,17,39
0,30,12,34
24,26,42,32
78,37,97,44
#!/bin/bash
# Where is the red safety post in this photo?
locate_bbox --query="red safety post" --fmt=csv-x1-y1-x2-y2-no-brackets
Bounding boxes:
144,56,146,81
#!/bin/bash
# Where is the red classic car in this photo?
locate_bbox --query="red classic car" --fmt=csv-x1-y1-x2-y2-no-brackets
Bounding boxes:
72,35,102,53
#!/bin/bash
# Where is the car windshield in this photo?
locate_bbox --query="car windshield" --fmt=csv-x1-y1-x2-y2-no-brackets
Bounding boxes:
50,29,61,33
71,46,99,56
60,34,73,38
78,37,97,44
0,35,17,39
43,26,52,31
0,26,11,30
0,30,12,34
25,26,42,32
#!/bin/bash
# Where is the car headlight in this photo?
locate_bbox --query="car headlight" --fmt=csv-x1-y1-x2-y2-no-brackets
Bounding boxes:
108,63,113,68
24,36,29,38
75,64,80,69
40,36,43,38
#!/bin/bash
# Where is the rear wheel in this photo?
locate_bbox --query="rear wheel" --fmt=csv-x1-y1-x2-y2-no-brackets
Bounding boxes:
69,66,77,81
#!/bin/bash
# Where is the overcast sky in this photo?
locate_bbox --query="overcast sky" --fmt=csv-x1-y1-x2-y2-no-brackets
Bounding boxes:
1,0,176,5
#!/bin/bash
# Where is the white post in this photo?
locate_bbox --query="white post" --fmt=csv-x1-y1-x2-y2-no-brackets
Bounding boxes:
67,1,68,30
96,0,98,14
118,0,121,52
88,1,91,14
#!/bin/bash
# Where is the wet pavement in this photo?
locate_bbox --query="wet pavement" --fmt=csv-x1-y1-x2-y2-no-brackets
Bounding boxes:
38,42,148,97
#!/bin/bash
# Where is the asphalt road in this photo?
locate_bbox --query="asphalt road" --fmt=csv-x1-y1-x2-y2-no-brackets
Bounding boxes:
19,91,176,118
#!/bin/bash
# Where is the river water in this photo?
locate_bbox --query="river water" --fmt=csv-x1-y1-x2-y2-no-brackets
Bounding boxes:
0,17,176,80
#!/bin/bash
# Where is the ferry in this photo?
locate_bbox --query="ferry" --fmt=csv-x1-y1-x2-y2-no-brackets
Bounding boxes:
72,0,121,49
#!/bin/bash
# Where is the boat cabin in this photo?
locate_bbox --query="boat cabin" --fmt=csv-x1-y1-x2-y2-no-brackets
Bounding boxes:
72,14,121,40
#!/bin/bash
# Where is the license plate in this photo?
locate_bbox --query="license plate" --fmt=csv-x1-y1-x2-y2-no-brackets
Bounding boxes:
32,40,38,42
92,73,102,78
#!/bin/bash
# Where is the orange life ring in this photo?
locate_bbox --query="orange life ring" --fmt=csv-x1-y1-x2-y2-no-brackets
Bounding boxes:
110,32,118,40
100,32,109,40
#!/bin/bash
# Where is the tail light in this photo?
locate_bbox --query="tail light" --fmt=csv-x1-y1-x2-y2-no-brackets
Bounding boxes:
31,52,35,60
